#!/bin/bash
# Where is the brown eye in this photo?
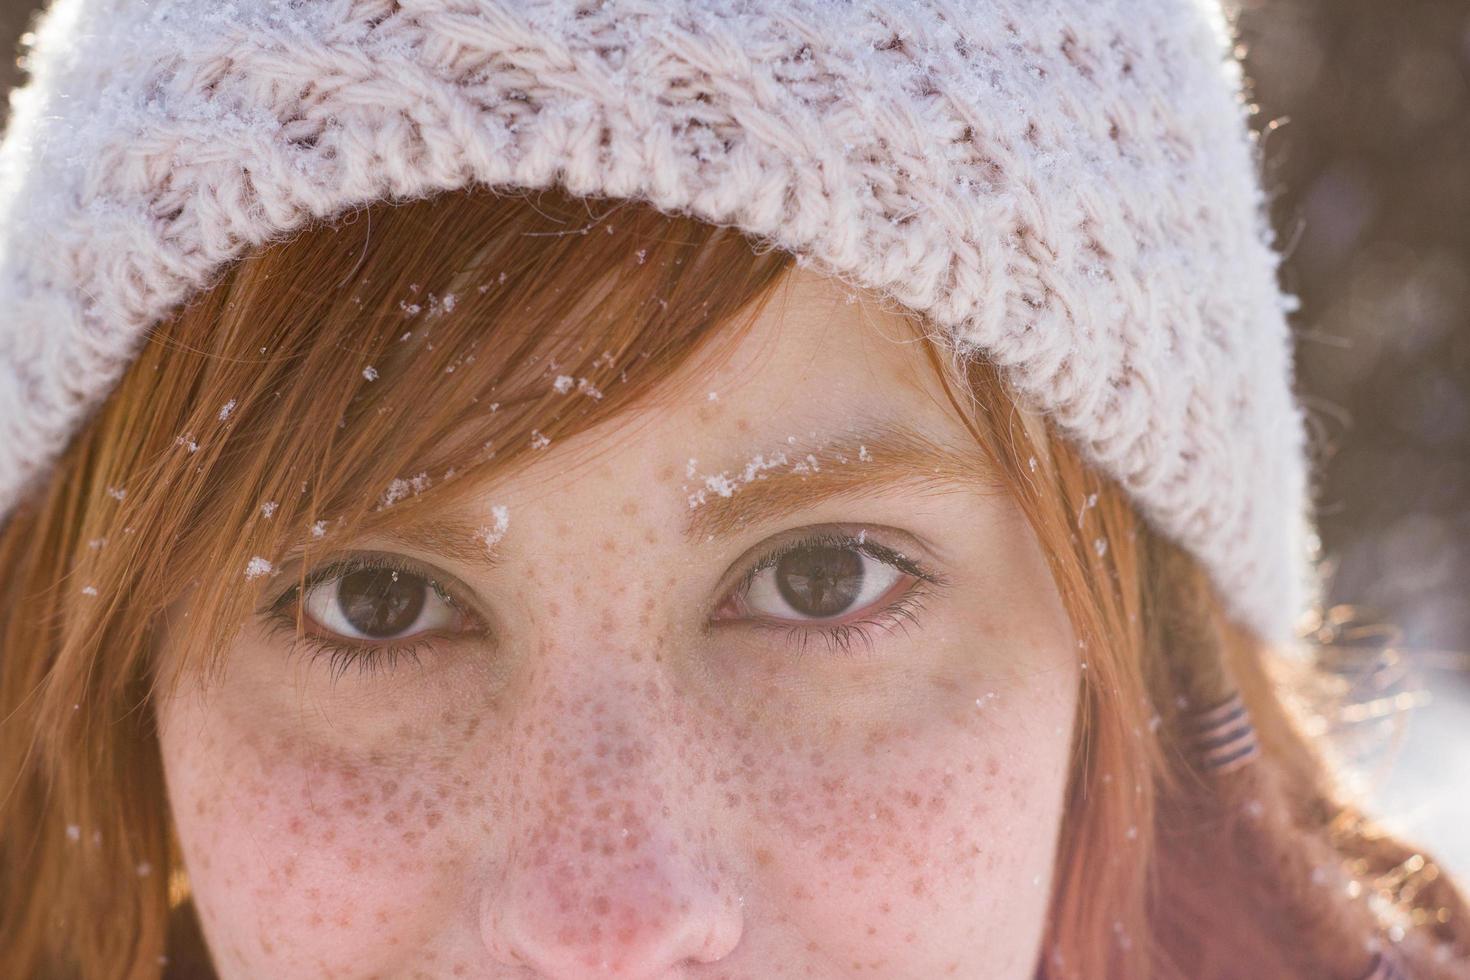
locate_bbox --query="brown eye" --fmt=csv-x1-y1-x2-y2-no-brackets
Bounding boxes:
740,542,908,622
301,565,459,641
774,545,865,616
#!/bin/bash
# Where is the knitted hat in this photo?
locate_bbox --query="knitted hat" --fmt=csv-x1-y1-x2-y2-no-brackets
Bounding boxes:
0,0,1316,643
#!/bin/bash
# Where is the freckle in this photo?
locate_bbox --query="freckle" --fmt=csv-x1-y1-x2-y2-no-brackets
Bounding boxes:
426,811,442,829
621,500,639,516
402,830,421,844
385,810,401,826
555,522,570,537
735,417,751,432
852,864,869,879
287,816,304,836
911,876,927,897
657,464,675,481
309,912,323,927
380,780,399,801
726,792,742,808
644,527,657,543
986,758,999,777
347,852,363,871
600,536,617,553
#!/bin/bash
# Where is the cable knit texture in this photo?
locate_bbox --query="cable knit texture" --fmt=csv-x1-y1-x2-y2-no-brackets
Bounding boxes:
0,0,1316,642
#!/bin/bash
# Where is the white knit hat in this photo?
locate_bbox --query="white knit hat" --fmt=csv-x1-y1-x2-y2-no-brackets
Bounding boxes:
0,0,1317,643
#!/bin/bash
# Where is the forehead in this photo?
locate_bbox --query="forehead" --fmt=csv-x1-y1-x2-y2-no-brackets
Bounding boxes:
347,267,1008,563
692,264,945,401
498,264,978,487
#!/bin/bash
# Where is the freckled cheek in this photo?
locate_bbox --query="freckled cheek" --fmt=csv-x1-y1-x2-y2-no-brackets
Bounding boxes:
164,732,469,972
743,719,1064,961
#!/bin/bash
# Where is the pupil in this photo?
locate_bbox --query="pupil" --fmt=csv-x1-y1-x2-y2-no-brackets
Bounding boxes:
337,568,426,637
775,545,864,617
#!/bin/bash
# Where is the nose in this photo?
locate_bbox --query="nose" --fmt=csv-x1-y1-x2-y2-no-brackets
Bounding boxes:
480,667,744,976
482,822,744,977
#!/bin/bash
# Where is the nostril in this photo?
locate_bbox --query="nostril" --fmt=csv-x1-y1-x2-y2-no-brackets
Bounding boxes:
689,897,744,964
481,858,745,976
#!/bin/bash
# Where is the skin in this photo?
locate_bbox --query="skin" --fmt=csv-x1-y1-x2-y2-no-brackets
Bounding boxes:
156,266,1080,978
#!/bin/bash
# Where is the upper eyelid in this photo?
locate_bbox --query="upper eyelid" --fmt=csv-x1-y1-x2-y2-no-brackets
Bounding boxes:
719,523,949,598
262,550,478,620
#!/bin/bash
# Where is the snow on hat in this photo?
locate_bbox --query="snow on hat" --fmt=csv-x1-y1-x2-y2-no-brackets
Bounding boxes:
0,0,1317,642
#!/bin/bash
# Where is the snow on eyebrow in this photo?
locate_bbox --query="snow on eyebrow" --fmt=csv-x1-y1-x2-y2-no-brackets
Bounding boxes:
476,505,511,550
679,421,996,543
683,449,797,509
681,430,889,510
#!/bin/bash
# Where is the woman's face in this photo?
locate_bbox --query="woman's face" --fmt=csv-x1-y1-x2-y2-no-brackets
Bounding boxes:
156,267,1080,978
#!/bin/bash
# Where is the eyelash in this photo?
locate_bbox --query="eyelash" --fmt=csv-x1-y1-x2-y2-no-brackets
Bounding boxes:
727,531,943,658
261,530,947,680
261,553,471,683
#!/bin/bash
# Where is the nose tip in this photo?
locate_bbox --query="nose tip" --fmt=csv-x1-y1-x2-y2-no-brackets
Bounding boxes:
483,856,743,977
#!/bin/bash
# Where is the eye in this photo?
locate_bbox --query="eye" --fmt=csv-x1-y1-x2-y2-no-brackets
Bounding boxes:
261,529,947,680
301,563,461,642
261,553,483,679
711,529,948,657
721,540,908,621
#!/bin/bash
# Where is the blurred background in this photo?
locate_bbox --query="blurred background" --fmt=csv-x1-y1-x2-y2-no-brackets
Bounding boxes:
0,0,1465,869
1231,0,1470,878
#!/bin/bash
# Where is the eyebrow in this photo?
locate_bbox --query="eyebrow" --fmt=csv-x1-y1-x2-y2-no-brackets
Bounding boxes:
359,421,1002,571
681,421,1003,543
369,516,510,571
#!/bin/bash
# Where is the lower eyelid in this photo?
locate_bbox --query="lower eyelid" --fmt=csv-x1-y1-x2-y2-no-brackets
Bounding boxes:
753,585,933,657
